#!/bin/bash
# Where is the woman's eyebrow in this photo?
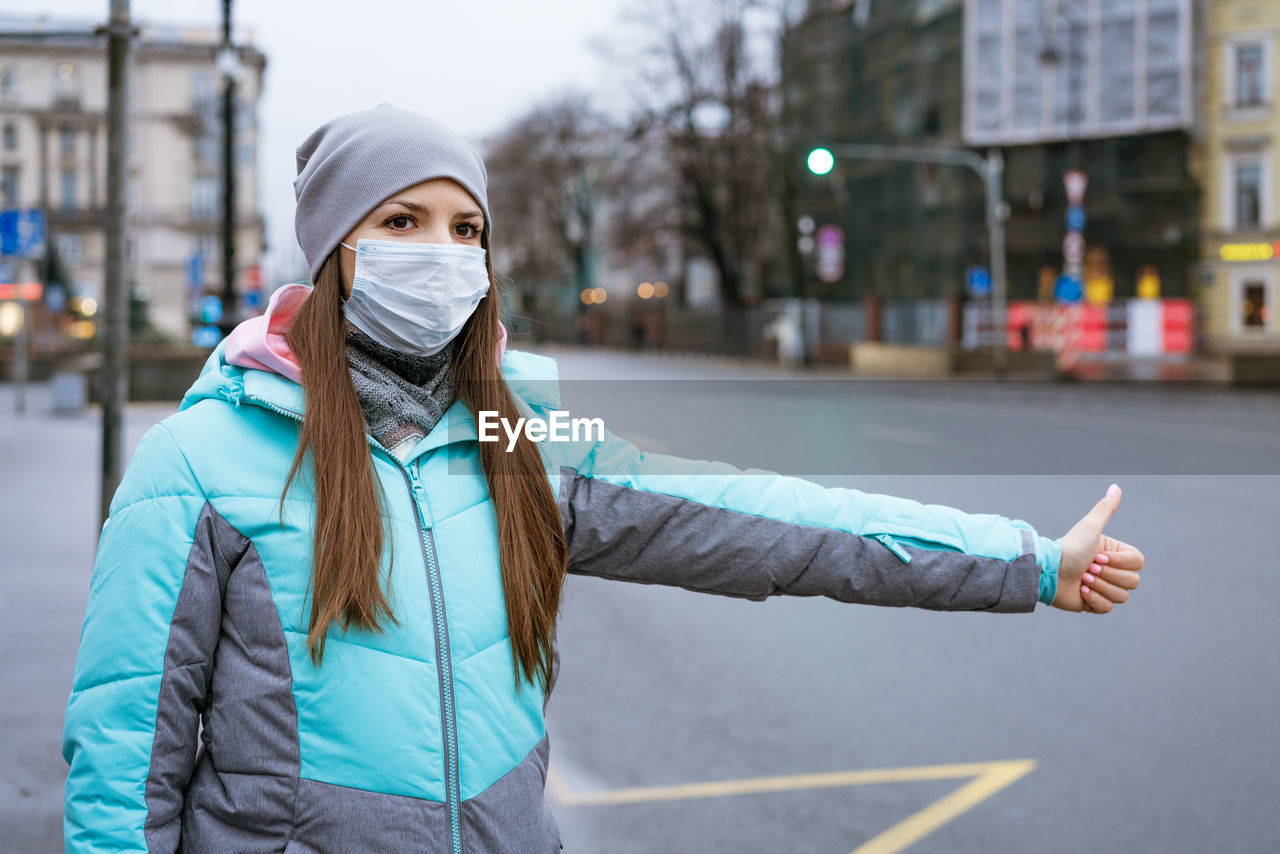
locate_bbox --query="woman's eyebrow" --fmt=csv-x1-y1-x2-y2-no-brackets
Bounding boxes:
376,200,483,223
378,199,428,215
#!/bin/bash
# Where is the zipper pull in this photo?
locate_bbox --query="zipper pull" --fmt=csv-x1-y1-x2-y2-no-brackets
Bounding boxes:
406,462,427,503
874,533,913,564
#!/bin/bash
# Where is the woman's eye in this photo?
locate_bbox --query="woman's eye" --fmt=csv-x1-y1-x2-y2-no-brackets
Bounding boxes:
455,223,481,239
386,215,413,230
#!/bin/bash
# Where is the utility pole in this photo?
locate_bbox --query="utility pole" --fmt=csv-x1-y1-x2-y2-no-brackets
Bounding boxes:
216,0,238,339
807,142,1011,377
98,0,132,525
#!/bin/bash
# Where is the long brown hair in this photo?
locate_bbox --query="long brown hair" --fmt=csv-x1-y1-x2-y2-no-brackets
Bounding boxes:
282,236,567,692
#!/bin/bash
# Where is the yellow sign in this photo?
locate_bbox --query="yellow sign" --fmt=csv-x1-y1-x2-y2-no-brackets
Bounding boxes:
1085,275,1113,305
1137,264,1160,299
1220,242,1277,262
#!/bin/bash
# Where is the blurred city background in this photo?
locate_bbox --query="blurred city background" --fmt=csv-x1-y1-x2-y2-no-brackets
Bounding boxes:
0,0,1278,391
3,2,1280,853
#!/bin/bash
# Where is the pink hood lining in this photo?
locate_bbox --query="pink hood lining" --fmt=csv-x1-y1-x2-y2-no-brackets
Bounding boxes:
223,282,507,383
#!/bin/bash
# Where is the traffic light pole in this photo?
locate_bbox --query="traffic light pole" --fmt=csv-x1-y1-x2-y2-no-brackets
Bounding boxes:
816,143,1009,378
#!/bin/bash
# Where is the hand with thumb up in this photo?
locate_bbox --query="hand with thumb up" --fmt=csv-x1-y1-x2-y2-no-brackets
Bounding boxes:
1052,484,1145,614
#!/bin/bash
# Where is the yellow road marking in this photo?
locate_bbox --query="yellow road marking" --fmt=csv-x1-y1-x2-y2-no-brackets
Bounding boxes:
547,758,1037,854
849,760,1036,854
543,759,574,805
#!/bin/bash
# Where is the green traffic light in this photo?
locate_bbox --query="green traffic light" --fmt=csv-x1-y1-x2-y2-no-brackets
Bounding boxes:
807,147,834,175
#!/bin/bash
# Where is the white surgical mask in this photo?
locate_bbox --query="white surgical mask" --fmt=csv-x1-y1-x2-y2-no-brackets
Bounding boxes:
339,238,490,357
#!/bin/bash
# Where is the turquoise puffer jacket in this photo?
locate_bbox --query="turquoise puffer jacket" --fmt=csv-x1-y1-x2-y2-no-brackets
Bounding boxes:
63,342,1061,853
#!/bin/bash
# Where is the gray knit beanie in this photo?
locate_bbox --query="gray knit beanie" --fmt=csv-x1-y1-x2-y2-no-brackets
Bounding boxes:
293,103,491,278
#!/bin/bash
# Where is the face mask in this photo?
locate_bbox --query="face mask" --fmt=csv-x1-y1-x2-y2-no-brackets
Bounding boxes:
339,238,490,357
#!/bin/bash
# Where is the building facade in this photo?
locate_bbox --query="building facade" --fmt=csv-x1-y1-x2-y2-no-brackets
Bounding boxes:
781,0,1201,340
0,15,265,341
1194,0,1280,350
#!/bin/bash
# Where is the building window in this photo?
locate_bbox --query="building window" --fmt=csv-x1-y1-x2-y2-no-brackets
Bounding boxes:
190,69,216,110
190,177,218,220
88,128,98,206
2,122,15,151
198,232,219,265
59,126,75,157
1234,160,1262,229
194,130,218,166
0,62,15,97
1235,43,1265,109
53,63,79,106
60,170,77,210
55,232,84,264
1241,281,1267,329
1,167,18,206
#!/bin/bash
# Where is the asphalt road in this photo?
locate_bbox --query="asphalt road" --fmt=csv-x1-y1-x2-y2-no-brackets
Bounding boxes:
3,347,1278,853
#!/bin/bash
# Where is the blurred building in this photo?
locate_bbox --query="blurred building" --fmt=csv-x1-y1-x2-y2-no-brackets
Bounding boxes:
781,0,1199,324
782,0,978,307
0,15,265,341
968,0,1200,307
1193,0,1279,350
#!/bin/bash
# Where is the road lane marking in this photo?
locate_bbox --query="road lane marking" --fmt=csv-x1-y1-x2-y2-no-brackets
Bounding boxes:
857,423,938,446
848,760,1036,854
548,758,1037,854
544,760,574,805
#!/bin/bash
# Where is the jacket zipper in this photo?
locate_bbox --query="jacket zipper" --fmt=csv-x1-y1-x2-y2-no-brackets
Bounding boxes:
874,533,913,563
401,462,463,854
243,391,464,854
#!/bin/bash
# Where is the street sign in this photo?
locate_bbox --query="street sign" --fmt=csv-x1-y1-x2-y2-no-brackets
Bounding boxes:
192,325,221,348
816,224,844,248
1055,274,1083,304
0,282,41,301
1063,170,1088,205
187,252,205,287
967,265,992,297
815,224,845,283
1063,232,1085,266
816,255,845,283
1066,204,1086,232
200,294,223,324
0,209,46,258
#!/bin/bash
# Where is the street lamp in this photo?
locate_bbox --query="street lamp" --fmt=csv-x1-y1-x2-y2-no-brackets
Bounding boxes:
806,143,1010,377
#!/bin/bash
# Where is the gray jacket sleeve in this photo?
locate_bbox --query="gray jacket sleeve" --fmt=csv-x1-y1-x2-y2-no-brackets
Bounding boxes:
553,427,1051,613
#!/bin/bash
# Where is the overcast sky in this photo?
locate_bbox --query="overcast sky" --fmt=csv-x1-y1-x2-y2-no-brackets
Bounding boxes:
11,0,631,281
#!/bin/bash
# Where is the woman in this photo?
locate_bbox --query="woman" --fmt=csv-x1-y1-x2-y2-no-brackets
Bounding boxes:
62,104,1144,853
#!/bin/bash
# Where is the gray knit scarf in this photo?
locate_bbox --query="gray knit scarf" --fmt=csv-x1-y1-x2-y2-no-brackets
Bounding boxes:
345,324,458,453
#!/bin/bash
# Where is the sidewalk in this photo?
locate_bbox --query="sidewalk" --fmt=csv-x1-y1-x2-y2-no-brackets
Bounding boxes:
0,382,173,852
532,341,1242,385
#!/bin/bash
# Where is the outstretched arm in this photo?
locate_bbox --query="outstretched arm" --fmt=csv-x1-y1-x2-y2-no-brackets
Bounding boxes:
553,426,1063,613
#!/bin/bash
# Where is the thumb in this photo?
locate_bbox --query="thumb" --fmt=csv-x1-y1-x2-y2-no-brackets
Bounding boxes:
1086,483,1122,528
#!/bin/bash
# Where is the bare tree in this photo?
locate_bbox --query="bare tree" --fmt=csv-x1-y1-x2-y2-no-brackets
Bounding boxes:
485,93,616,311
608,0,786,308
